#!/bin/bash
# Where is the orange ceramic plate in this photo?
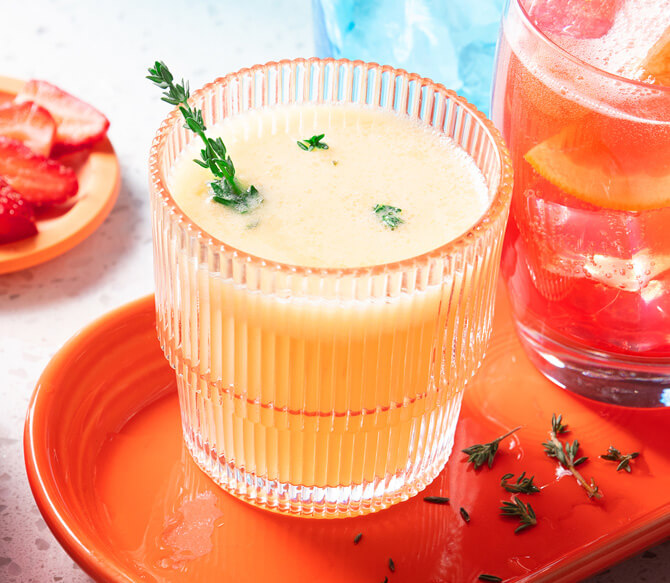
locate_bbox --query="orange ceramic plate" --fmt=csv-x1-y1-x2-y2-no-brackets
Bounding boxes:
0,76,119,274
24,287,670,583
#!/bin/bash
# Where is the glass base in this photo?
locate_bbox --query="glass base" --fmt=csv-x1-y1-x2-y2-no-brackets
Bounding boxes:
182,424,455,518
174,361,465,518
516,322,670,408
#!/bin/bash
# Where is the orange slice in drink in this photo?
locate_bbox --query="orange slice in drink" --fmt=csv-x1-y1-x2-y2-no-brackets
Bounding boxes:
641,26,670,86
525,125,670,211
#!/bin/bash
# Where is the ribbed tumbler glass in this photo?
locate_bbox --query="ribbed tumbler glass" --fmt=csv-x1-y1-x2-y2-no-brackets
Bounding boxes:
149,58,512,517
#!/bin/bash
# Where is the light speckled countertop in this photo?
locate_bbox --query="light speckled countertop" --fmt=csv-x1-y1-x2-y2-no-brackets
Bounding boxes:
0,1,667,581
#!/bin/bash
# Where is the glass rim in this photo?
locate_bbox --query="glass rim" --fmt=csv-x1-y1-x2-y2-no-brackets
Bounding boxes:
149,57,513,276
511,0,670,94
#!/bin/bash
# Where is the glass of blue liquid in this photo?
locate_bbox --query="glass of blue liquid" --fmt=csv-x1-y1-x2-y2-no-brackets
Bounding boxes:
312,0,503,115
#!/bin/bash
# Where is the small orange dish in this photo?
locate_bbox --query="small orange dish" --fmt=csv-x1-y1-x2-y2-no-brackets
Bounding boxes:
24,286,670,582
0,76,119,274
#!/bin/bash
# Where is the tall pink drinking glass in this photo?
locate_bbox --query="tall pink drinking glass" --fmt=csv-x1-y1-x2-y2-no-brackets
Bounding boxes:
149,59,512,517
492,0,670,406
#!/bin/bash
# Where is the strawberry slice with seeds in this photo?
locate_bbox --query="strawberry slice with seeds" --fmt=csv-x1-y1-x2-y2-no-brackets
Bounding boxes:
15,80,110,153
0,101,56,156
0,178,37,243
0,136,78,205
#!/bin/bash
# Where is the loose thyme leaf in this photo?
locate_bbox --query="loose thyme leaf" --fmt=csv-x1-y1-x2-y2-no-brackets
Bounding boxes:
374,204,404,230
500,496,537,534
462,426,521,470
459,507,470,523
423,496,450,505
388,558,395,573
501,472,540,494
353,532,363,545
543,413,602,499
600,446,640,473
297,133,329,151
147,60,262,214
478,575,503,582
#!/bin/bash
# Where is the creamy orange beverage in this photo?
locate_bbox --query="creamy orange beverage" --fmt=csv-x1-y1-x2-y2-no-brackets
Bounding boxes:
149,59,512,516
169,105,488,267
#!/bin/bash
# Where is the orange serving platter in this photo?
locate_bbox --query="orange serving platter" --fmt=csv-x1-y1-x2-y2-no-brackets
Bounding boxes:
24,287,670,582
0,76,120,274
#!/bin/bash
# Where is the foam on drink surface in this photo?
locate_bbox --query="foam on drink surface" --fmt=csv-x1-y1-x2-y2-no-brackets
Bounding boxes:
168,104,488,268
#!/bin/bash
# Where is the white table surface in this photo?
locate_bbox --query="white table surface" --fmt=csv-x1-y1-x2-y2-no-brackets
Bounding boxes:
0,1,667,581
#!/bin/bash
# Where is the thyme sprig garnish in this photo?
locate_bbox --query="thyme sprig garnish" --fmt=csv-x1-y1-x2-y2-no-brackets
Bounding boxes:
479,575,503,582
297,133,329,151
374,204,404,230
147,60,262,213
543,414,602,499
500,496,537,534
462,426,521,470
501,472,540,494
600,446,640,473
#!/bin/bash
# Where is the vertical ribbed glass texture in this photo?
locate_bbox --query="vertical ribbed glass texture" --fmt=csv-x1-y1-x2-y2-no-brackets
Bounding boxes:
149,59,512,517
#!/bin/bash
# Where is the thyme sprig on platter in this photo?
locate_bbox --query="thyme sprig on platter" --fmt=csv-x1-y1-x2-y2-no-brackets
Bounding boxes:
600,446,640,473
147,60,262,213
543,414,602,499
462,426,521,470
500,471,540,494
500,496,537,534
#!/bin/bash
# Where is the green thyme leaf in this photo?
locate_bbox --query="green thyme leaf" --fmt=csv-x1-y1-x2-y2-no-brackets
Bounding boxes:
500,496,537,534
297,133,329,151
210,180,262,214
423,496,450,505
500,472,540,494
462,427,521,470
600,446,639,473
374,204,404,230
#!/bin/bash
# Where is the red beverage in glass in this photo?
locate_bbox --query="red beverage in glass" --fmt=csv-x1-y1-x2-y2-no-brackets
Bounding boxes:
491,0,670,405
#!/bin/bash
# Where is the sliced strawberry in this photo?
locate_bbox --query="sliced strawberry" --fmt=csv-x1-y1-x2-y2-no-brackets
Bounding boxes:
525,0,621,39
0,178,37,243
0,101,56,156
0,137,78,205
15,80,109,153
